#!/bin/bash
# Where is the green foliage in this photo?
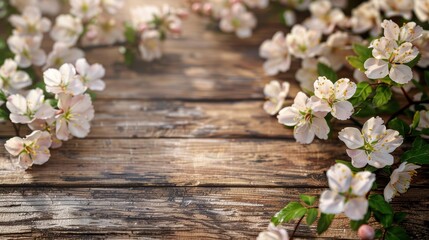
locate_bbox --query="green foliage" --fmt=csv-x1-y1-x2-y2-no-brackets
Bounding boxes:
424,70,429,87
411,111,420,130
347,44,372,72
317,63,338,82
372,85,392,108
346,56,365,71
369,194,393,215
0,108,9,121
299,194,316,206
124,23,137,44
385,226,411,240
349,82,373,106
388,118,410,137
0,89,7,102
306,208,318,225
401,137,429,164
271,202,307,225
120,46,135,67
317,213,335,234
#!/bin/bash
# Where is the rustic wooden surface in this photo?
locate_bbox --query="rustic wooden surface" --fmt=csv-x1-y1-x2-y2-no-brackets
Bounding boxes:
0,0,428,239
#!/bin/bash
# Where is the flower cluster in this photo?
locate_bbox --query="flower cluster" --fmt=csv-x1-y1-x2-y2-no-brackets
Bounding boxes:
258,2,429,239
126,5,188,62
190,0,266,38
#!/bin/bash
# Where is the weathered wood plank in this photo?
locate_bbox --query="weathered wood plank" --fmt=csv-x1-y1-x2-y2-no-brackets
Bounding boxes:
0,187,427,239
0,100,295,138
0,138,425,187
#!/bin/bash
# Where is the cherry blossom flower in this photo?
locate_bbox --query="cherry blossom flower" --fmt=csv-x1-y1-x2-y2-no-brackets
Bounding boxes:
415,0,429,22
384,162,421,202
131,6,161,31
4,130,52,169
101,0,124,15
257,223,289,240
29,118,63,149
70,0,102,21
338,117,403,168
75,58,106,91
0,58,32,92
413,31,429,68
320,31,357,71
286,25,322,59
319,163,375,220
50,14,84,46
7,34,46,68
44,63,86,96
219,3,256,38
55,93,94,140
304,0,346,35
259,32,291,76
295,57,331,92
377,0,414,20
350,1,381,36
279,0,310,10
45,42,84,69
243,0,269,9
263,80,290,115
139,30,162,62
313,77,357,120
364,21,422,84
417,110,429,139
81,17,125,46
277,92,330,144
6,88,55,124
283,10,296,27
9,0,60,16
9,6,51,37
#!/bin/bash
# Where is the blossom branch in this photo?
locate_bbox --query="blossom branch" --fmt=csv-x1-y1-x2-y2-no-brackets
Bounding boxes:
387,100,429,124
290,214,305,240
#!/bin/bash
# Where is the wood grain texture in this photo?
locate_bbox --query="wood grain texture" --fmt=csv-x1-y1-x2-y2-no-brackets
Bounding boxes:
0,187,427,239
0,138,426,188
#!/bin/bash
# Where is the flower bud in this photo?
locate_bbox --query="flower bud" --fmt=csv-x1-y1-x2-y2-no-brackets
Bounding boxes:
358,224,375,240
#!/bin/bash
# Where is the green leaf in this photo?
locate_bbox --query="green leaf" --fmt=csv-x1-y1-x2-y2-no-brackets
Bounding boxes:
120,46,135,67
271,202,307,225
393,212,407,223
405,53,421,68
306,208,318,225
374,211,393,228
385,226,411,240
300,194,317,206
424,71,429,87
353,44,372,60
401,138,429,164
124,23,136,44
387,118,410,137
317,63,338,82
375,229,383,238
412,136,426,149
346,56,365,71
372,85,392,108
411,111,420,130
0,89,6,102
369,194,393,215
349,82,373,106
0,108,9,120
317,213,335,234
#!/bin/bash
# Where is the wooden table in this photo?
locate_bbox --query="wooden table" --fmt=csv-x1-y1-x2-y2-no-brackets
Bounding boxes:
0,1,427,239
